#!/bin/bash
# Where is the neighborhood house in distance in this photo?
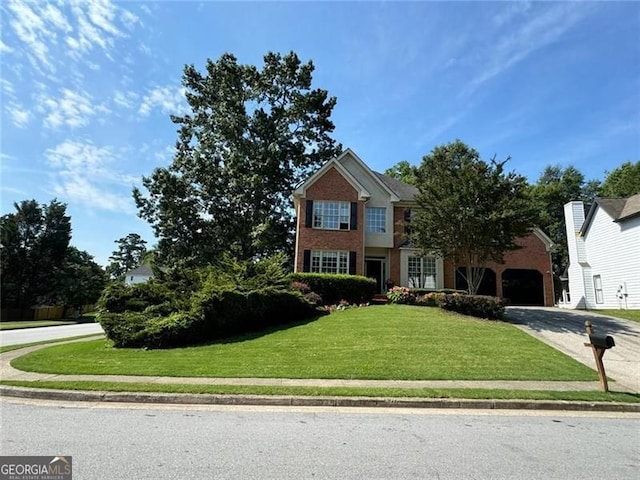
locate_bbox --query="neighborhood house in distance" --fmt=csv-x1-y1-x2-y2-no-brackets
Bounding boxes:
292,149,556,306
124,264,154,286
561,193,640,310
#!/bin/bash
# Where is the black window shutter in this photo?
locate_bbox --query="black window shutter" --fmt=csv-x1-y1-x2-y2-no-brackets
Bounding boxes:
303,250,311,272
349,251,356,275
350,202,358,230
404,208,412,235
305,200,314,228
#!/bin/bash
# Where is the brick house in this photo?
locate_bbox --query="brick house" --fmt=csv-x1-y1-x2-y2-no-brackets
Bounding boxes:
293,149,555,306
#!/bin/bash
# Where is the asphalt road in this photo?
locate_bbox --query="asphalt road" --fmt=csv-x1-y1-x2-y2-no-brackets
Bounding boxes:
1,400,638,480
0,323,104,346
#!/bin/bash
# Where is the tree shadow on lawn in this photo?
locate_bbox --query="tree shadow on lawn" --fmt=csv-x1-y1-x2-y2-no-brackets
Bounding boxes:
505,307,640,338
189,311,328,348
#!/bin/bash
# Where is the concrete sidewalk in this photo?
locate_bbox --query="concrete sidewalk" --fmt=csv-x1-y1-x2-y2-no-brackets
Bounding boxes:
506,307,640,393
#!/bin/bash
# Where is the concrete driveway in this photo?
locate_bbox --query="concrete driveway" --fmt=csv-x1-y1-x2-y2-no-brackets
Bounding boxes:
506,307,640,393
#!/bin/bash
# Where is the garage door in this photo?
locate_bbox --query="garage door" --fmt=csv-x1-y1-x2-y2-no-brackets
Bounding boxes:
502,269,544,306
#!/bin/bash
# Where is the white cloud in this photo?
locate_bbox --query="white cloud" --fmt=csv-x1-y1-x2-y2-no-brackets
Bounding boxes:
120,9,140,30
5,0,139,71
113,90,139,109
460,3,594,98
138,86,186,117
51,175,135,213
0,40,13,54
7,103,32,128
45,140,139,214
38,88,110,129
7,0,54,71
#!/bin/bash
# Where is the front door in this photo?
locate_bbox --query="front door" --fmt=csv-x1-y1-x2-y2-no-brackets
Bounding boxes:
365,258,386,294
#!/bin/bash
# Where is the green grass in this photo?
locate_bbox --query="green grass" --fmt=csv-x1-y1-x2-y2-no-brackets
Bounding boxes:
595,309,640,323
11,305,598,381
0,334,104,354
2,380,638,403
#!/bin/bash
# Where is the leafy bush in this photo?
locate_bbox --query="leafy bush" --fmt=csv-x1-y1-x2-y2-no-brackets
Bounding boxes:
303,292,322,306
410,288,466,296
99,255,327,349
98,311,150,348
386,286,413,304
291,281,311,294
288,273,376,305
98,282,175,313
438,293,505,320
193,287,319,340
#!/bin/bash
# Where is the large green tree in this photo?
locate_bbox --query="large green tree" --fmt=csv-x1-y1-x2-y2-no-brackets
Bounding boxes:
106,233,148,279
412,140,537,294
600,161,640,197
1,199,72,308
384,160,417,185
528,165,599,278
57,247,107,311
134,51,341,268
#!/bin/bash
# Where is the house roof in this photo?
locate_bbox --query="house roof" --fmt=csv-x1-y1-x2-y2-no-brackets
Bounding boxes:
125,264,153,277
373,172,419,202
580,193,640,235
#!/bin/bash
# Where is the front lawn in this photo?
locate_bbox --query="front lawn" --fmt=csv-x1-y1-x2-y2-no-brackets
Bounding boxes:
595,309,640,324
10,305,598,381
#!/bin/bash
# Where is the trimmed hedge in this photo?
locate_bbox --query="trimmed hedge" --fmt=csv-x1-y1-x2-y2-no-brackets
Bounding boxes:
99,287,321,349
289,273,376,305
438,293,505,320
97,282,177,314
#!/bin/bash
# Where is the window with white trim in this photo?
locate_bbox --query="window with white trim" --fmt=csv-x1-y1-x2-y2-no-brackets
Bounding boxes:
593,275,604,304
366,207,386,233
313,201,350,230
311,250,349,274
408,255,436,288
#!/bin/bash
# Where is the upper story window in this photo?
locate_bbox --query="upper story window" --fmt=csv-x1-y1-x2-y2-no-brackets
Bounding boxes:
366,207,386,233
313,201,350,230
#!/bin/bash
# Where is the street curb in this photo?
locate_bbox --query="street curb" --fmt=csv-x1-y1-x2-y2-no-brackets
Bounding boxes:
2,386,639,412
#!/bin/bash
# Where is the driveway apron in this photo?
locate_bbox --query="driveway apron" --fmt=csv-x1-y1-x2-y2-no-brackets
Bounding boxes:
506,307,640,393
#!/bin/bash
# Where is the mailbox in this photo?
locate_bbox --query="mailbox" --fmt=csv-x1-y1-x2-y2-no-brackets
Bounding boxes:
588,334,615,349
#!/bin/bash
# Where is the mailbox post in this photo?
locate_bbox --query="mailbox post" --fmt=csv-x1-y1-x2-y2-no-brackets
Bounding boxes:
584,321,615,392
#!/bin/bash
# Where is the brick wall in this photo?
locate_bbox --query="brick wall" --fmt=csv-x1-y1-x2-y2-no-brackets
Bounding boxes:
295,167,365,275
442,233,555,306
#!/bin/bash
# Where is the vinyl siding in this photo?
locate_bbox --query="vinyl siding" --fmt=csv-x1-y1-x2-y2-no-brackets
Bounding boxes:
583,208,640,309
340,153,394,248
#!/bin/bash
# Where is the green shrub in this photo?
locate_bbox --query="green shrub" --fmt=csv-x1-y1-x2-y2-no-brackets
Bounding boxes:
138,311,204,349
98,312,150,348
438,293,505,320
193,287,320,340
98,282,175,313
289,273,376,305
410,288,466,296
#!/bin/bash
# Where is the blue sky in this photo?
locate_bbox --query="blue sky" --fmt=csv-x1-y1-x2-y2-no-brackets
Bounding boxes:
1,1,639,266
